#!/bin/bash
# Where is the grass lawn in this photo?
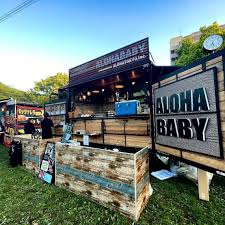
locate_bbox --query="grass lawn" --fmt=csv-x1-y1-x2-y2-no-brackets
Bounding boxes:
0,145,225,225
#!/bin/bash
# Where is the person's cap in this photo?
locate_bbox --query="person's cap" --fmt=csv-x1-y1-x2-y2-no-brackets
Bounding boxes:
44,112,49,117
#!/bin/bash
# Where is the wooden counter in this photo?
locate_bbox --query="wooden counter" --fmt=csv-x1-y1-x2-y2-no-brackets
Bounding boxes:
71,115,151,148
55,142,152,221
13,135,60,174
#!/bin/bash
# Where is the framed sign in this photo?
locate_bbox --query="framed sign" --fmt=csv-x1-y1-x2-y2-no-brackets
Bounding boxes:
154,68,223,158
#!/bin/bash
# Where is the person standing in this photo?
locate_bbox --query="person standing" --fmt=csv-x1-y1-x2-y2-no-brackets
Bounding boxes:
41,112,54,139
0,120,5,144
24,118,35,134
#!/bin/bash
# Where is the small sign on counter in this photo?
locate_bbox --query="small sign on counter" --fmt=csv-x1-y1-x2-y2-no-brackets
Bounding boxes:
83,135,89,146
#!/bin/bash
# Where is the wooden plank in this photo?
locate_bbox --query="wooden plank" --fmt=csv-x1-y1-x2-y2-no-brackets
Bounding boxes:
219,91,225,102
217,71,224,82
182,151,225,172
152,83,159,89
207,61,223,72
219,113,225,124
56,173,136,220
73,134,103,144
56,152,135,185
155,144,181,157
135,152,149,184
197,169,209,201
160,76,177,86
206,56,222,67
86,120,102,134
73,121,85,132
56,143,134,162
23,160,39,173
126,135,149,148
104,119,125,134
135,182,151,220
178,65,202,79
104,134,126,146
218,80,224,92
56,164,135,197
125,119,150,135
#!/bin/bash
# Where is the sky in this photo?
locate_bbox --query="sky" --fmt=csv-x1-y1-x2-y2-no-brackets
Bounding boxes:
0,0,225,91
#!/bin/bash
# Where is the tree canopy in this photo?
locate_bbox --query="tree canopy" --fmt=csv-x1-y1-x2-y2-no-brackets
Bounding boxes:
0,82,33,103
28,72,69,105
176,22,225,66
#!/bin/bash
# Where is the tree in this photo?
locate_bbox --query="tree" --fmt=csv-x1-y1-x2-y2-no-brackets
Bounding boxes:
176,22,225,66
29,72,68,105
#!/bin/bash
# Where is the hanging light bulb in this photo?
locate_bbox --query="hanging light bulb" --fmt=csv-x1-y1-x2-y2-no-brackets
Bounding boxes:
102,89,105,92
83,95,87,100
87,91,91,96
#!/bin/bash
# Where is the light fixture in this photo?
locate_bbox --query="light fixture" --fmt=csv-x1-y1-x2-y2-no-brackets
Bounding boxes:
115,84,124,89
131,70,136,78
92,90,100,94
102,89,105,92
145,81,148,84
87,91,91,96
83,95,87,100
132,81,135,85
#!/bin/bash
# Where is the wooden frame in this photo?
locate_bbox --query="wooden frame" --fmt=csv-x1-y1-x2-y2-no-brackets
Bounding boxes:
152,49,225,173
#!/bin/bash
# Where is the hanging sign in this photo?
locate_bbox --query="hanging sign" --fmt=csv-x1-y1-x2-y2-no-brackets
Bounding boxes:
154,68,223,158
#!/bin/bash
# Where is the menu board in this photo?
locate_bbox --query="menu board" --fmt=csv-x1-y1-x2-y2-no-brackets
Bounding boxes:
45,102,66,116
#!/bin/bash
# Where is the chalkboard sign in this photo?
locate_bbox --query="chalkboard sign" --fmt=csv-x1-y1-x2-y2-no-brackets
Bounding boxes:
38,142,55,184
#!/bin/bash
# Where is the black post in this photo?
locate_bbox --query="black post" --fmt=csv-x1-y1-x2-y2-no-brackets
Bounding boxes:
145,61,155,151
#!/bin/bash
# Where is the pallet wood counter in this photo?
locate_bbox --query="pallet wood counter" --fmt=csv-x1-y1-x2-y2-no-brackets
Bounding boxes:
55,142,152,221
13,135,60,173
72,115,151,149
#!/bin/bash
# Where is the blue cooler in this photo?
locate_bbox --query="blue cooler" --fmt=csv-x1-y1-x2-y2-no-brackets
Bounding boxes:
115,100,140,116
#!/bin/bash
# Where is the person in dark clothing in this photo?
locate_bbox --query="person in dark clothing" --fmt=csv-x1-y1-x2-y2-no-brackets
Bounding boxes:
24,119,35,134
9,141,22,167
0,120,5,144
41,112,54,139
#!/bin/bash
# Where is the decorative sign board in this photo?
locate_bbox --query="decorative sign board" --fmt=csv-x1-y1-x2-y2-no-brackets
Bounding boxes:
69,38,149,86
38,142,55,184
154,68,223,158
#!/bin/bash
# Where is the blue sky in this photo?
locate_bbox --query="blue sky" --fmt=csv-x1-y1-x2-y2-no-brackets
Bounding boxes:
0,0,225,90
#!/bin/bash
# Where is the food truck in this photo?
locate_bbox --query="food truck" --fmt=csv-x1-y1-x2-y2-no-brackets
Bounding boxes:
3,99,43,147
53,38,179,220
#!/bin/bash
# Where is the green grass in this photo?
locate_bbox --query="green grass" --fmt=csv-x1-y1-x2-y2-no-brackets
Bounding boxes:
0,145,225,225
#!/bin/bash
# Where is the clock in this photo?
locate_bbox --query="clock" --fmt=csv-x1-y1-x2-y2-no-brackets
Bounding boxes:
203,34,223,51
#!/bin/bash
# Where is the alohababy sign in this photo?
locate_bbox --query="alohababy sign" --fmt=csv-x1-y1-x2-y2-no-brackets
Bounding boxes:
69,38,149,86
154,68,223,158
